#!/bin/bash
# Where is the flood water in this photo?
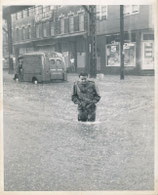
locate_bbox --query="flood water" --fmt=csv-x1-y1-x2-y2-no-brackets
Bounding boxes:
3,72,155,191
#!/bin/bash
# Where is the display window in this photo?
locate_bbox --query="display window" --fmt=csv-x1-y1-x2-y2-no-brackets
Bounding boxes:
106,42,136,67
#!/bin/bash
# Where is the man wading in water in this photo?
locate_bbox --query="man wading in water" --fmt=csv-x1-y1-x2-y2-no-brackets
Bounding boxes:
72,72,101,122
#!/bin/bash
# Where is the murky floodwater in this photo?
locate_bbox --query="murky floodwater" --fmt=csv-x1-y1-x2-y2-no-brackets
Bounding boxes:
3,72,155,191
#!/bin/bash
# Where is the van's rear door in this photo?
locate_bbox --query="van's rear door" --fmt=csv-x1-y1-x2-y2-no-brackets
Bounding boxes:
49,59,64,80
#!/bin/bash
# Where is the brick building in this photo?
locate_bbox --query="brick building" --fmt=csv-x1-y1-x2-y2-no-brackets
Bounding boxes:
5,5,154,75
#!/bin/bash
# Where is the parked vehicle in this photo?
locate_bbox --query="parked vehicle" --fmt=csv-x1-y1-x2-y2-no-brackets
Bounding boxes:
14,52,67,83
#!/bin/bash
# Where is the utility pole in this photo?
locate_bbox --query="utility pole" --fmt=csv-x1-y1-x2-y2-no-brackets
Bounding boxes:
83,5,97,78
89,5,97,78
120,5,124,80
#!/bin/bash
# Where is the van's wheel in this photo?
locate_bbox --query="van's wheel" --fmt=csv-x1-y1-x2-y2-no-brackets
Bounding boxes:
32,78,38,84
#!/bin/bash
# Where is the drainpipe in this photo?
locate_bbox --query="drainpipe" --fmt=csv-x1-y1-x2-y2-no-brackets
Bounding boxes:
6,14,14,74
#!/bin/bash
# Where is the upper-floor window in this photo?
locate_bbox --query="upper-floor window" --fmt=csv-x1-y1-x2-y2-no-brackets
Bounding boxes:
17,12,22,20
69,16,74,33
96,5,108,20
43,21,49,37
143,34,154,41
50,6,55,10
23,10,27,18
16,28,19,41
35,6,43,15
28,25,31,39
21,27,25,40
43,6,51,17
28,7,35,16
36,24,40,38
50,21,55,36
60,17,64,34
11,13,16,21
79,13,84,31
124,5,139,15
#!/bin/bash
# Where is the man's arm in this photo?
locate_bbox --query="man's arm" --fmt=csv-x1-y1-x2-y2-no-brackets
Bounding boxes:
93,83,101,103
72,83,80,104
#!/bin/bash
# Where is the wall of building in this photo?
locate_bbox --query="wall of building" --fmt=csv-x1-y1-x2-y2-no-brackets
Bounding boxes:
97,5,151,35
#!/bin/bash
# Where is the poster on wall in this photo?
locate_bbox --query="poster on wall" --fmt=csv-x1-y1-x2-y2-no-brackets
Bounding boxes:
124,43,136,66
106,44,120,66
106,43,136,67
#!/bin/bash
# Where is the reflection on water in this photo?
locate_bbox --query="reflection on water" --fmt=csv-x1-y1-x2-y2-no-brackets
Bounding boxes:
76,120,101,140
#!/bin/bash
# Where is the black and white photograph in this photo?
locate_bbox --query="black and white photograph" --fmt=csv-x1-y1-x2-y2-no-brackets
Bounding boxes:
1,0,158,193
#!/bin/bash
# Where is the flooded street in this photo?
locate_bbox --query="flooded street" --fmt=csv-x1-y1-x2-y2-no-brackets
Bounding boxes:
3,71,154,191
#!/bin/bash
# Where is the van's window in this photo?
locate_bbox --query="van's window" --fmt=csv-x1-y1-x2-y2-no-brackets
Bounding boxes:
56,59,63,68
23,55,42,73
50,59,56,69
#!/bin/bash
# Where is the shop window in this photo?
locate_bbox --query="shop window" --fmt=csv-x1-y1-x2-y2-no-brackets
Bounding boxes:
69,16,74,33
124,5,139,15
96,5,108,20
106,43,136,67
79,13,84,31
50,21,55,36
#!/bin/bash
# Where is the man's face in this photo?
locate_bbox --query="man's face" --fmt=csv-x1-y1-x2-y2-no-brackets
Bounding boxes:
79,75,88,84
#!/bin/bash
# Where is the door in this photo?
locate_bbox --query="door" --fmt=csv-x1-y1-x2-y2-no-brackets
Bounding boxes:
49,59,64,80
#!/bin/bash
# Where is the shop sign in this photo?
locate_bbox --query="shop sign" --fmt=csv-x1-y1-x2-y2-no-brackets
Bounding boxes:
142,42,154,70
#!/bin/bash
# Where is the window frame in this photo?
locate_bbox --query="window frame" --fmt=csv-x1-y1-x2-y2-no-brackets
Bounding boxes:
124,5,140,16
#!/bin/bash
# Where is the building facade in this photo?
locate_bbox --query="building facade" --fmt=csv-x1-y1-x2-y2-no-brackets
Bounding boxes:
6,5,154,75
96,5,154,75
11,5,88,73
